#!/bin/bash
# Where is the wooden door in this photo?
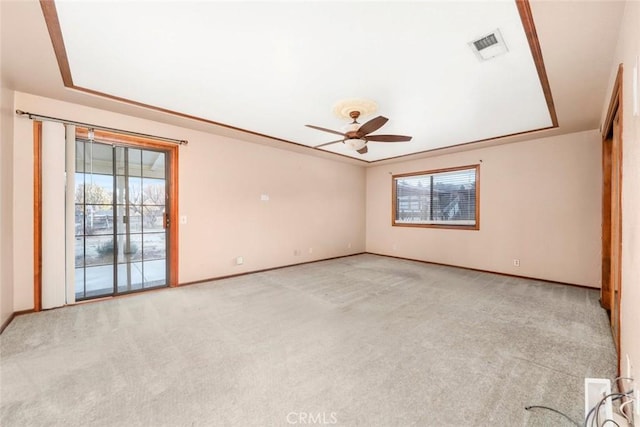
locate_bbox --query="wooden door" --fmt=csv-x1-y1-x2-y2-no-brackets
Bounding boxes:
600,64,623,363
609,110,622,354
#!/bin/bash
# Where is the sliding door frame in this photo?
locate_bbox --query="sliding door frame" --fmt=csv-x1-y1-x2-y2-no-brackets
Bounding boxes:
33,122,43,311
33,126,179,310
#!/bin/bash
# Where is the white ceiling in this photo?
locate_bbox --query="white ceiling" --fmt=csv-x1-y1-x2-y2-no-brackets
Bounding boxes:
0,1,626,165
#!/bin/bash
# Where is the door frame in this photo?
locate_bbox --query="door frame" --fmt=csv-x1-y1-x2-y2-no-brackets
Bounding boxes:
600,64,623,370
33,126,179,310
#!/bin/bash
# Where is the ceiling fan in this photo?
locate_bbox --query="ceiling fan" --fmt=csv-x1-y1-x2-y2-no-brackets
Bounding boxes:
306,111,412,155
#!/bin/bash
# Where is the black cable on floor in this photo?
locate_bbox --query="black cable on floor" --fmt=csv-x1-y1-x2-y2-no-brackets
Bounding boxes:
584,392,629,427
525,405,580,426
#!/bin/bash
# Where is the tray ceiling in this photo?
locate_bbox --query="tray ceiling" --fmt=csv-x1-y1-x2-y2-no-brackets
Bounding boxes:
45,1,556,163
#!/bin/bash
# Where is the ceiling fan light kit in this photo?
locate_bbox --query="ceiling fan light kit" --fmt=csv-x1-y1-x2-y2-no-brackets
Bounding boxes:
306,103,412,155
344,138,367,151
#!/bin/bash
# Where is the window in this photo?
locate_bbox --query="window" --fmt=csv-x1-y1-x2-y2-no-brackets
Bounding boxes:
392,165,479,230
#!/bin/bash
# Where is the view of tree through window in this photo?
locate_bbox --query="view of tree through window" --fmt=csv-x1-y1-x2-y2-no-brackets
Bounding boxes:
393,165,478,229
74,139,168,300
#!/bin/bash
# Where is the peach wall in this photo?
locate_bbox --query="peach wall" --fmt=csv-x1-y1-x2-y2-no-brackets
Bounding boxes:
0,0,15,326
602,0,640,387
366,129,602,287
11,92,366,310
0,84,15,325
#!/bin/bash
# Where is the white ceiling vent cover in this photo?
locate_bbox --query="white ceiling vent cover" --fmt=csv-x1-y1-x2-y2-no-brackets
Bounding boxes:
469,29,508,61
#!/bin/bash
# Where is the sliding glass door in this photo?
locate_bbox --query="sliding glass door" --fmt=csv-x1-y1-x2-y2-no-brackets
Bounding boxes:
75,139,169,300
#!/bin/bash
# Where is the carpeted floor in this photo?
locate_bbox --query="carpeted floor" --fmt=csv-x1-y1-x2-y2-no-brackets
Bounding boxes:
0,254,616,426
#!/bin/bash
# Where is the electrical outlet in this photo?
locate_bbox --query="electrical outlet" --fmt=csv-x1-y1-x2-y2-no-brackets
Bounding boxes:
308,247,313,254
236,256,244,265
513,259,520,267
347,242,352,249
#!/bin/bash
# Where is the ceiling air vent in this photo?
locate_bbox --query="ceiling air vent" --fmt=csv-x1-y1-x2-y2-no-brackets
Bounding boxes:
469,29,508,61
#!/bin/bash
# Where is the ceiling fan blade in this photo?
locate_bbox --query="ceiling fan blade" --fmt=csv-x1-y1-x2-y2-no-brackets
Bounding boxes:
356,116,388,137
357,145,368,155
305,124,345,137
314,139,343,148
366,134,413,142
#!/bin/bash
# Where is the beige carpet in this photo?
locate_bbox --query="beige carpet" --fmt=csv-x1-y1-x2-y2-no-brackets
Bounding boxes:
0,254,616,426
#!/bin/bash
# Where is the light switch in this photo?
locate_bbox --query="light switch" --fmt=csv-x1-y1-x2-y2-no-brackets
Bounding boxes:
180,215,187,224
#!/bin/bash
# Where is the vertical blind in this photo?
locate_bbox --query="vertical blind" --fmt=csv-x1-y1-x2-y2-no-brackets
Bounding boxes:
41,122,68,308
